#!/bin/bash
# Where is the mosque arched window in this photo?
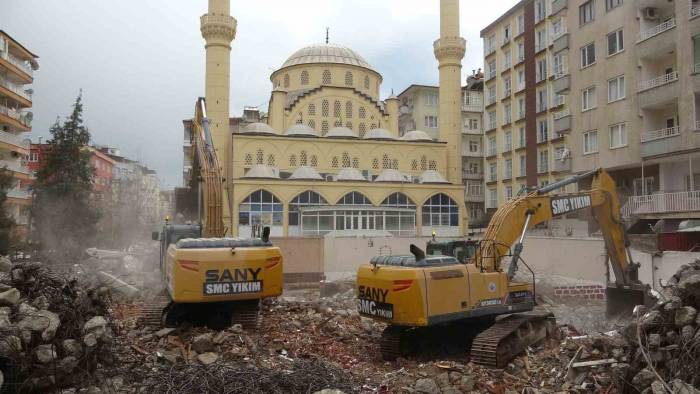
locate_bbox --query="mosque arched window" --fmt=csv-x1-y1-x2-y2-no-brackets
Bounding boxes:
420,155,427,171
345,71,353,86
239,190,283,227
310,155,318,167
334,101,341,117
300,70,309,85
244,153,253,167
364,75,370,89
411,159,418,171
382,154,390,169
321,121,329,135
289,154,297,167
372,158,379,170
359,123,366,138
429,160,437,171
359,107,366,119
332,157,339,168
256,149,264,165
392,159,399,170
345,101,352,118
267,154,276,166
288,191,328,227
308,119,315,130
322,70,331,85
342,152,351,168
337,192,371,205
300,150,308,166
308,103,316,116
322,100,329,117
352,158,359,168
283,74,290,88
422,193,459,227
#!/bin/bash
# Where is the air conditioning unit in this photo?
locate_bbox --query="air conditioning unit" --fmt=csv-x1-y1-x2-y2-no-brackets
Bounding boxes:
324,174,336,182
643,7,658,20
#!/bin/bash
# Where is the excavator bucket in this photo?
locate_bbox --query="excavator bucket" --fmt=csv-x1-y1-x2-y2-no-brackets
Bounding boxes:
605,283,654,317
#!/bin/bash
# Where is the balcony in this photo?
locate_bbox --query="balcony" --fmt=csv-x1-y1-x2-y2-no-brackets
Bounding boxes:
551,0,567,15
553,159,572,173
692,4,700,19
640,126,684,157
552,31,569,53
6,53,33,77
641,126,679,143
461,147,482,157
638,18,676,43
553,109,571,133
463,172,483,181
7,188,31,203
0,159,32,179
0,105,31,130
553,74,570,94
462,103,482,112
0,77,32,104
623,191,700,218
638,72,679,108
0,130,29,153
465,193,485,203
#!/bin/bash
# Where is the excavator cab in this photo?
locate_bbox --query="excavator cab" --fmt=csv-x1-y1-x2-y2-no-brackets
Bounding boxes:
426,239,478,263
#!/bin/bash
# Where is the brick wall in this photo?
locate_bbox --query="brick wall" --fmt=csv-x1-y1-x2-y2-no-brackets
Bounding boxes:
553,285,605,299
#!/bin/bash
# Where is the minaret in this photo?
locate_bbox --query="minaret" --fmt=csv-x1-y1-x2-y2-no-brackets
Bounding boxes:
434,0,466,184
201,0,236,227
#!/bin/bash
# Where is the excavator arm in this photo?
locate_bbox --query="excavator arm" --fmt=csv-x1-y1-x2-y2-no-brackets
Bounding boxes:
473,168,651,314
190,98,226,237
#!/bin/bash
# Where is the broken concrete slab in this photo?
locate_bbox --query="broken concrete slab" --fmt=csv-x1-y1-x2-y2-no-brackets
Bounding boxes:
196,352,218,365
0,288,20,306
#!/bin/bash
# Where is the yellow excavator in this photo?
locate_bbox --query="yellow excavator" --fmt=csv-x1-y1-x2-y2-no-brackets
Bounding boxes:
356,169,652,366
141,98,283,328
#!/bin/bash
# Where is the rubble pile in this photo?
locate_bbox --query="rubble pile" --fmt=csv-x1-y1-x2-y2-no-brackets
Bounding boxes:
0,259,117,392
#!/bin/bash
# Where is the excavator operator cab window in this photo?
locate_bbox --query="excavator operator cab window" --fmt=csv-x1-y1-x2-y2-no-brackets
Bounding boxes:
453,245,466,262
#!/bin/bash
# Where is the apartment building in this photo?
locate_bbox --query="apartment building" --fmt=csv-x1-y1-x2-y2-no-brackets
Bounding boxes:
397,72,487,227
481,0,572,212
0,31,38,237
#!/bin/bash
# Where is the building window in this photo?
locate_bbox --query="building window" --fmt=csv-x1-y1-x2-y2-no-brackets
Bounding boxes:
353,158,359,168
538,149,549,173
485,34,496,55
519,154,527,177
517,14,525,35
536,58,547,82
424,115,438,128
421,155,427,171
582,86,596,111
332,156,339,167
283,74,290,88
267,154,275,166
338,191,371,205
359,123,366,137
359,107,366,118
583,130,598,154
468,162,479,174
301,70,309,85
504,103,512,124
381,193,417,236
535,0,547,23
504,158,513,179
322,70,331,84
411,159,418,171
517,43,525,63
504,77,511,96
334,101,341,117
581,43,596,68
345,101,353,118
504,24,511,41
504,131,512,151
244,153,253,166
489,162,497,181
579,0,595,26
343,152,352,168
535,29,547,52
505,185,513,200
606,0,622,11
256,149,264,164
300,151,308,166
469,140,479,152
308,119,315,130
607,29,624,56
609,123,627,149
537,119,548,142
425,91,438,106
322,100,329,117
288,191,328,233
429,160,437,171
504,50,512,70
238,190,283,227
518,127,526,148
536,88,548,113
422,193,459,227
345,72,353,86
487,111,497,130
608,75,625,102
321,121,329,135
289,154,297,167
488,136,497,156
488,188,498,209
29,152,38,162
364,75,370,89
345,121,352,129
308,103,316,116
487,85,496,104
487,59,496,80
518,97,525,119
469,119,479,130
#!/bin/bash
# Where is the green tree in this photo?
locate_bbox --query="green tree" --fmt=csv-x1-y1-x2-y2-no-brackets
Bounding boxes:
0,168,16,254
32,93,99,259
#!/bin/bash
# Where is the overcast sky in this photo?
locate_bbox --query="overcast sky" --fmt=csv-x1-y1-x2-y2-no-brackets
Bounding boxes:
2,0,517,189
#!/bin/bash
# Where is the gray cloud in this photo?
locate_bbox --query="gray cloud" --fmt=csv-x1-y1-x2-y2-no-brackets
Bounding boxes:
1,0,517,188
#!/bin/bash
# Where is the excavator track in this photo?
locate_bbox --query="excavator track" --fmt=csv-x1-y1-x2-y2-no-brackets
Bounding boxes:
470,311,555,368
137,295,172,327
231,300,261,330
380,325,416,361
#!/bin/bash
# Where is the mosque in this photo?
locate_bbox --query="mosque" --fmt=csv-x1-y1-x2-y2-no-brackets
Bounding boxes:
193,0,468,238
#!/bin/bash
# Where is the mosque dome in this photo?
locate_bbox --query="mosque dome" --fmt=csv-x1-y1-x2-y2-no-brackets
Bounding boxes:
326,127,358,139
289,166,323,180
419,170,449,184
281,43,373,70
337,167,367,182
285,124,319,137
400,130,433,142
375,169,406,183
242,165,280,179
241,122,276,135
364,128,395,141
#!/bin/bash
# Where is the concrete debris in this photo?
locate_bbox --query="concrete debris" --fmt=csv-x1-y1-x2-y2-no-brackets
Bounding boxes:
192,332,215,354
34,344,58,363
0,287,20,306
414,377,440,394
96,271,140,298
196,352,218,365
